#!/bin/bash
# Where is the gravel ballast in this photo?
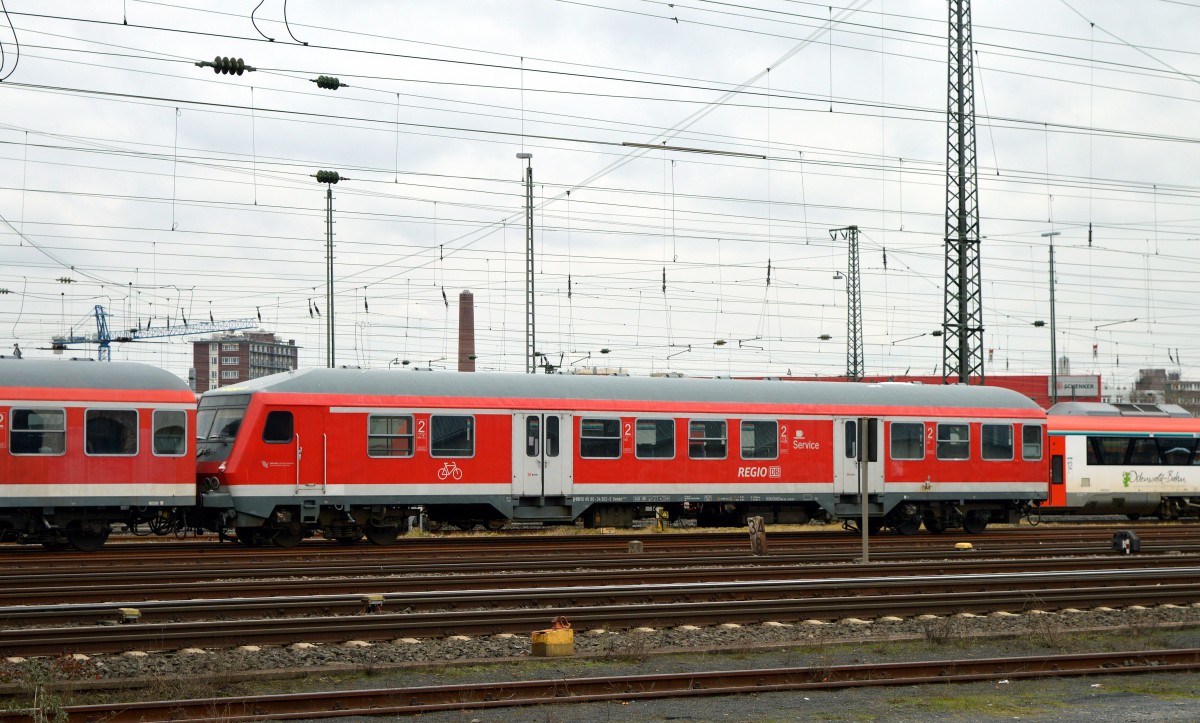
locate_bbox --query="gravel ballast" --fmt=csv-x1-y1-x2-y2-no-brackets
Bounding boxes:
4,603,1200,721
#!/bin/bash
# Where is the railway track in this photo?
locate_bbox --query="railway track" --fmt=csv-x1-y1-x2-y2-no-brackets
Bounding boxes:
8,648,1199,722
4,567,1200,656
2,524,1196,572
2,553,1197,608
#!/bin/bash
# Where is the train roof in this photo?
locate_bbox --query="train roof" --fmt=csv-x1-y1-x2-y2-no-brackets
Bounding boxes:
0,358,190,392
1049,401,1192,418
204,368,1045,413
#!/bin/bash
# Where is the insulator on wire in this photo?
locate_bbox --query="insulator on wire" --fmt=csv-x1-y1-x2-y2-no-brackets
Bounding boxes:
196,56,254,75
315,170,341,184
314,75,345,90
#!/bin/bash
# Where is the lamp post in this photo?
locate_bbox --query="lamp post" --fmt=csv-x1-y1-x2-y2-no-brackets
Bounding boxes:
517,152,535,374
315,170,344,368
1042,231,1061,403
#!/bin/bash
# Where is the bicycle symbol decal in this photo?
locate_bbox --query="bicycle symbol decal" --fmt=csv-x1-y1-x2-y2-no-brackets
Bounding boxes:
437,462,464,481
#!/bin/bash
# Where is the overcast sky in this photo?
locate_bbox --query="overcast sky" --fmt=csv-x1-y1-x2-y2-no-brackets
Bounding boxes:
0,0,1197,390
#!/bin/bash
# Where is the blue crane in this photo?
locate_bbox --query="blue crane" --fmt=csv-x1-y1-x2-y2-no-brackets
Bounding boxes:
52,305,257,361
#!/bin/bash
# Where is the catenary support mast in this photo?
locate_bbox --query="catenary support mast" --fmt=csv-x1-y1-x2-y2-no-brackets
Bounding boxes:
941,0,984,385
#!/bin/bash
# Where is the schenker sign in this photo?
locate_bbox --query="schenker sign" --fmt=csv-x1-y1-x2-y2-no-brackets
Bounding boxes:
1051,374,1101,398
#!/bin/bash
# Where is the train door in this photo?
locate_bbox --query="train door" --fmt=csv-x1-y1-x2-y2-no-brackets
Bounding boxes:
1048,434,1067,507
513,413,573,497
257,407,330,493
834,417,882,496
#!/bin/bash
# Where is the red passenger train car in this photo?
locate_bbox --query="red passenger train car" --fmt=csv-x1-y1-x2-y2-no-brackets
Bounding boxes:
0,358,197,550
196,369,1048,546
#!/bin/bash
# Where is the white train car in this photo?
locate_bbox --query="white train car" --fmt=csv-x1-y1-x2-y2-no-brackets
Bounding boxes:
1046,402,1200,518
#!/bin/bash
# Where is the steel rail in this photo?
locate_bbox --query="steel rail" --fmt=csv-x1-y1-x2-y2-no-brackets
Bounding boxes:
3,577,1200,657
2,525,1194,569
9,648,1200,722
0,552,1195,612
0,553,1193,608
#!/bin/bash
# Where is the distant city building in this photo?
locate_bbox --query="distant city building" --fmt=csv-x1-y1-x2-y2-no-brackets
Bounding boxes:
192,332,299,392
1133,368,1200,414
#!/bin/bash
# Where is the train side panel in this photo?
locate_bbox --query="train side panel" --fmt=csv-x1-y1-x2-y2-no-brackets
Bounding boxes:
1046,413,1200,517
881,418,1046,495
0,360,197,550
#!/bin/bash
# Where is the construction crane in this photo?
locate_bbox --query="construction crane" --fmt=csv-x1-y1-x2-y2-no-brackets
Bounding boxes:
51,305,257,361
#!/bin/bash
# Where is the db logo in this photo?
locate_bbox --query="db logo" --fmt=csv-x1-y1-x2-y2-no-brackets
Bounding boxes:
737,466,782,479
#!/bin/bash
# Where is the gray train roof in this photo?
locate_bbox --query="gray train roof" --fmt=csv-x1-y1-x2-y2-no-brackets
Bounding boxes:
0,358,190,391
205,368,1044,412
1049,401,1193,418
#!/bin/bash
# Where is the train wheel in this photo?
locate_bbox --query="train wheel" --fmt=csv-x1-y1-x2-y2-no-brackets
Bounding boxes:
267,522,304,549
66,525,111,552
924,519,947,534
962,511,989,534
235,527,264,547
894,518,921,536
365,524,400,545
867,518,884,534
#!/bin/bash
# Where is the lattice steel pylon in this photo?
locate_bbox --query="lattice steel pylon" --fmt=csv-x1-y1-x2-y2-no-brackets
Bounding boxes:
518,153,536,373
831,225,863,381
941,0,985,385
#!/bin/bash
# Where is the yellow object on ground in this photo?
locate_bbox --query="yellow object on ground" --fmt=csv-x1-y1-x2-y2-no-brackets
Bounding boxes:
532,616,574,657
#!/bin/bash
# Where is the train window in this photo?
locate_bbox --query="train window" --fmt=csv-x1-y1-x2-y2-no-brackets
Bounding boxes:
430,415,474,458
1128,438,1161,465
262,411,294,444
981,424,1014,461
689,420,727,459
868,419,878,462
153,410,187,456
526,416,540,457
936,424,969,460
10,409,66,455
636,419,675,459
1088,436,1129,465
1084,435,1198,466
579,418,620,459
368,415,414,458
1160,438,1196,465
740,420,778,459
85,409,137,456
196,395,249,442
546,416,560,458
890,422,924,460
844,420,857,459
1022,425,1043,460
